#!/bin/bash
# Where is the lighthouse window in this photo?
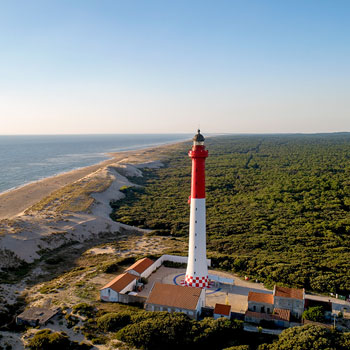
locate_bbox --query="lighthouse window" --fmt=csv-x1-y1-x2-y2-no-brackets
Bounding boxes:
195,220,197,223
195,259,196,261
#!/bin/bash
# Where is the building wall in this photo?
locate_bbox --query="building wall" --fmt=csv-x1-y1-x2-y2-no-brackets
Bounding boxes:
118,294,147,305
127,265,158,278
144,290,204,320
144,303,199,320
248,301,273,314
274,297,304,318
141,264,158,279
100,279,137,303
214,313,230,320
244,313,289,328
100,288,120,302
198,289,206,311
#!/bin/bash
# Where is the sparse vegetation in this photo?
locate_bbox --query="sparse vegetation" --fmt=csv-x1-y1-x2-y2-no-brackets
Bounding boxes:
71,303,96,318
26,173,113,213
96,312,132,332
26,329,92,350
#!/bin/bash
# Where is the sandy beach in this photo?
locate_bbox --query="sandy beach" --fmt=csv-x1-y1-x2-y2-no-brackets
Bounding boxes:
0,140,188,271
0,141,185,220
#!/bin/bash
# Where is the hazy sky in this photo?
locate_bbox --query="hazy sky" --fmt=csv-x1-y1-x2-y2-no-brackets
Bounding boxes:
0,0,349,134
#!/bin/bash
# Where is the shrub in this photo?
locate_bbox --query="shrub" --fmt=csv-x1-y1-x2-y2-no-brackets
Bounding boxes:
97,312,132,332
26,329,71,350
72,303,95,317
192,317,243,347
116,312,192,350
65,314,80,328
100,261,120,273
260,325,340,350
302,306,325,323
90,337,106,345
45,256,64,265
76,343,93,350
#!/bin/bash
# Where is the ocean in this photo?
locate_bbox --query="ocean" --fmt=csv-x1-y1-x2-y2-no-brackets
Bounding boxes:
0,134,191,194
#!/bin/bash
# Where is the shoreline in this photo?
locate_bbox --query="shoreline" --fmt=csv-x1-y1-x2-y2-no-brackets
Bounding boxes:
0,139,189,220
0,137,190,196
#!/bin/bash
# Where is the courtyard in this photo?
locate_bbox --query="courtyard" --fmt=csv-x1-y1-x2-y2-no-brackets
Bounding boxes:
137,265,272,313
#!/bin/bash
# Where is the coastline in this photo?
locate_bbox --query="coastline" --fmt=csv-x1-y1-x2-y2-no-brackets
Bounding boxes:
0,139,188,220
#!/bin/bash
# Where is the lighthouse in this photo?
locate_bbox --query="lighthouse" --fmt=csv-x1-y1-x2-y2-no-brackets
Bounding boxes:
184,129,209,288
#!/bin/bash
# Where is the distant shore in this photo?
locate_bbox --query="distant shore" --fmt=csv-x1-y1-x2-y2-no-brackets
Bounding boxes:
0,140,187,220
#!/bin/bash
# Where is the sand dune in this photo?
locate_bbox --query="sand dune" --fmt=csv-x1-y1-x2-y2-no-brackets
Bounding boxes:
0,141,184,270
0,142,181,220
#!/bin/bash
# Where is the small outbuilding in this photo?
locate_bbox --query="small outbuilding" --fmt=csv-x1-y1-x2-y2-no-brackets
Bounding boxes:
100,272,138,302
214,303,231,319
126,257,155,278
16,307,60,326
145,283,205,320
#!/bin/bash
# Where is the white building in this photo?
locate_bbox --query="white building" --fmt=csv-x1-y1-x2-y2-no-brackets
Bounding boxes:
126,257,155,278
214,303,231,320
145,283,205,320
100,273,138,302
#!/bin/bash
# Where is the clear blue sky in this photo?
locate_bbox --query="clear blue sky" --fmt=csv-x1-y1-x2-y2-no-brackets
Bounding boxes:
0,0,349,134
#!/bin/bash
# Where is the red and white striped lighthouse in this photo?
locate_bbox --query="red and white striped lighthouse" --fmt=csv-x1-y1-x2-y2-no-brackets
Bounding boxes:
184,129,209,288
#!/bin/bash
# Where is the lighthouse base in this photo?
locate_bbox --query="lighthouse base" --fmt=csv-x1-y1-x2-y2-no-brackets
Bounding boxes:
184,274,209,288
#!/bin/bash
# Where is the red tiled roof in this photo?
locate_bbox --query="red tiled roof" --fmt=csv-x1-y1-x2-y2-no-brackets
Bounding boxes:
248,292,274,304
146,283,202,310
214,303,231,316
126,258,154,274
245,309,290,322
101,273,138,293
275,286,304,300
273,308,290,321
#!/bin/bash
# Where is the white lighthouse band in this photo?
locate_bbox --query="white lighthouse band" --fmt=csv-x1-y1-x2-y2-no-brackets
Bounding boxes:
185,197,209,288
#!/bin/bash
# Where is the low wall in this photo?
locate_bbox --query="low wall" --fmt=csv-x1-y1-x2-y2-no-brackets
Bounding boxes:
118,293,147,305
208,274,234,285
155,254,211,267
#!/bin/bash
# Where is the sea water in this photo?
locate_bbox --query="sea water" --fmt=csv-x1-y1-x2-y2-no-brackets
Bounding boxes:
0,134,191,194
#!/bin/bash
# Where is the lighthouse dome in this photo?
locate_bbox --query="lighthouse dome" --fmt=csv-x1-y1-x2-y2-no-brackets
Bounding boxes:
193,129,205,143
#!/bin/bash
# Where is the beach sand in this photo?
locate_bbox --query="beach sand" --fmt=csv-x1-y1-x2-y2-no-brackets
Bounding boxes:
0,142,184,220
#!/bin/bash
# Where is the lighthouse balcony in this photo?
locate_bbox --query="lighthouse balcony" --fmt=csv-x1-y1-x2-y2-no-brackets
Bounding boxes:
188,148,208,158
